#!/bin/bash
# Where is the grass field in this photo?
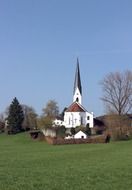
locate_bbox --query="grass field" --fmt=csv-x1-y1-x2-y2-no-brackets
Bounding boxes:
0,133,132,190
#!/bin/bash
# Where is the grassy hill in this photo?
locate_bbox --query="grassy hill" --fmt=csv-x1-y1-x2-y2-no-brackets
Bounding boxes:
0,133,132,190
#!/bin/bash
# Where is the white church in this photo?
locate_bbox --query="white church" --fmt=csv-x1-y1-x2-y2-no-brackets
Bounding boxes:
54,59,94,129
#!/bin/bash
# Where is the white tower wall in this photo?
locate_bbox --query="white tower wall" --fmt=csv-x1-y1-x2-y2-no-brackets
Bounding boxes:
73,87,82,104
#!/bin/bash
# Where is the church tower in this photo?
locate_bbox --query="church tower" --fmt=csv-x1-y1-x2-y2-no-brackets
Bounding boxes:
63,58,94,129
73,58,82,104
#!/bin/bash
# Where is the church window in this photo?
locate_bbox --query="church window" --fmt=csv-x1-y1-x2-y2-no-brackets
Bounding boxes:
86,123,89,127
76,97,79,102
87,116,90,120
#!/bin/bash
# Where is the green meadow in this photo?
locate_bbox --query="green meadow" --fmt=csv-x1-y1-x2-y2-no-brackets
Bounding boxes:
0,133,132,190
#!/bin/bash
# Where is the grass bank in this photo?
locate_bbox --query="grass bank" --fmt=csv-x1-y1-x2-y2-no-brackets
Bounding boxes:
0,133,132,190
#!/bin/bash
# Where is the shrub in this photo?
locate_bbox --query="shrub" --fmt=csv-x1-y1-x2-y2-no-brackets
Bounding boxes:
75,125,85,133
45,135,107,145
70,127,76,135
85,124,91,136
55,125,66,138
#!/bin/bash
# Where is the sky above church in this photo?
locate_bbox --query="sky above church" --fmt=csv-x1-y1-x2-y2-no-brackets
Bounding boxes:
0,0,132,116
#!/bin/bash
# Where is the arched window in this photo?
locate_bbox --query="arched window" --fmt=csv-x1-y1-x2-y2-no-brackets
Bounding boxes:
76,97,79,102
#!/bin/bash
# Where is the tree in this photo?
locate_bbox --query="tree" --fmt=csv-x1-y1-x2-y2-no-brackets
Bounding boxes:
101,71,132,115
104,114,132,140
42,100,59,118
6,97,24,134
85,124,91,136
60,107,67,120
22,105,37,131
75,125,85,133
0,113,5,133
37,116,53,129
0,113,4,123
55,125,66,138
70,127,76,135
37,100,59,129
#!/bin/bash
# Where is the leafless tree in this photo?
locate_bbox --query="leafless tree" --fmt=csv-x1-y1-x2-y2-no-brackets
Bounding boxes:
42,100,59,118
22,105,38,130
37,100,59,129
101,70,132,115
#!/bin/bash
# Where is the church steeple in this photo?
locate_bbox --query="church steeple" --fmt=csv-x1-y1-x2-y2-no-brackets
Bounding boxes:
73,58,82,104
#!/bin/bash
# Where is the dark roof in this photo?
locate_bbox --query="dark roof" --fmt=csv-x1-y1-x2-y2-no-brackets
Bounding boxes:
94,114,132,128
66,102,87,112
55,116,63,121
94,118,105,126
96,114,132,121
127,114,132,119
73,58,82,95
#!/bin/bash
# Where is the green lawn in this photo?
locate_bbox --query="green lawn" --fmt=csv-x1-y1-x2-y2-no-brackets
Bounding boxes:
0,133,132,190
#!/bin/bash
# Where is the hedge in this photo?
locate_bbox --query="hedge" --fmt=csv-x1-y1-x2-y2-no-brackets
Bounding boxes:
45,134,109,145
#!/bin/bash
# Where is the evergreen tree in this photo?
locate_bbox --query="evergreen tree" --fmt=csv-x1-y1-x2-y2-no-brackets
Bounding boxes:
6,97,24,134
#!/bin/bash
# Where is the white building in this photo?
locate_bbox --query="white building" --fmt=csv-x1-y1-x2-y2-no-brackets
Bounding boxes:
64,58,94,128
74,131,87,139
52,117,64,126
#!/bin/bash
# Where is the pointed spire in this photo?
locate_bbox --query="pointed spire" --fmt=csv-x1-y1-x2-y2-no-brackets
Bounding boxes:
73,58,82,95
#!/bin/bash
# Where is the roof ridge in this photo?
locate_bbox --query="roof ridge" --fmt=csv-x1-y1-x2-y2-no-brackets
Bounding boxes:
66,101,87,112
75,102,88,112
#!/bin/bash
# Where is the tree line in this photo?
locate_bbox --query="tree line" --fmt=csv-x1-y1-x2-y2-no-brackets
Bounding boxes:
1,98,60,134
0,70,132,139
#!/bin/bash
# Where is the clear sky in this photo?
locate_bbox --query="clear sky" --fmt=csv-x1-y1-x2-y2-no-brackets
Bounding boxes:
0,0,132,116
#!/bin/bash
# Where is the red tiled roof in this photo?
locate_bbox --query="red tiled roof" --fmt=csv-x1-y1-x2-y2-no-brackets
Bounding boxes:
66,102,87,112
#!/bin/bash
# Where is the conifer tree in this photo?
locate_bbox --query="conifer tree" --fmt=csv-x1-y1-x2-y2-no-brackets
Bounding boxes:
6,97,24,134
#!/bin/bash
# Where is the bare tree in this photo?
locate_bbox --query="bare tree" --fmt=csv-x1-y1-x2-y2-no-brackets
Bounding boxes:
22,105,38,130
101,71,132,115
42,100,59,118
37,100,59,129
0,113,4,123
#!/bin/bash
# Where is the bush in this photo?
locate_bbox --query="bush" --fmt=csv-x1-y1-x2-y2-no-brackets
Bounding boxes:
45,135,107,145
75,125,85,133
85,124,91,136
70,127,76,135
55,125,66,138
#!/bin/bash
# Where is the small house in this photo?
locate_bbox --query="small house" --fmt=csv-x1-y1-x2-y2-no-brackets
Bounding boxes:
74,130,87,139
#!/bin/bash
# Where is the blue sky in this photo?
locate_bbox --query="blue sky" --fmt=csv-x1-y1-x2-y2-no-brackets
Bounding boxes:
0,0,132,116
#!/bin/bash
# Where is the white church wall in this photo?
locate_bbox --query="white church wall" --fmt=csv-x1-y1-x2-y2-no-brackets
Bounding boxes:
64,112,81,128
85,112,94,128
79,112,86,125
64,111,94,128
